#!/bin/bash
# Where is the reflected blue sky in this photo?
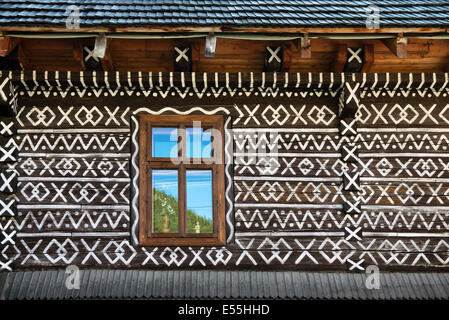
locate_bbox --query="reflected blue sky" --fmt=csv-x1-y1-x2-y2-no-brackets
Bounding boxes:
151,169,213,220
152,170,178,200
186,127,212,158
186,170,213,220
152,127,178,158
152,126,212,159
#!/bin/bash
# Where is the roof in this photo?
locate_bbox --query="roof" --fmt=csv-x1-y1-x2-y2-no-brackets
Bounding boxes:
0,1,448,29
1,270,448,300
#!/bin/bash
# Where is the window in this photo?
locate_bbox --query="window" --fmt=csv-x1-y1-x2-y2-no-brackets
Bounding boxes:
138,114,226,246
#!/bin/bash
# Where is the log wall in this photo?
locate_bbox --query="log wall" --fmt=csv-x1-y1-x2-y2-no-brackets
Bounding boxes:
0,71,448,271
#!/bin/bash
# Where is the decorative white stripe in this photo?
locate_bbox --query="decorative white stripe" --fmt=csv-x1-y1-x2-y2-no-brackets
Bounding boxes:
17,204,130,209
236,231,344,237
358,128,449,133
232,128,339,133
363,232,449,238
17,232,130,237
234,153,340,158
131,116,140,246
19,176,129,182
362,205,449,211
133,107,230,115
224,116,234,244
361,153,449,158
20,153,131,158
234,176,340,182
18,128,130,133
235,203,343,209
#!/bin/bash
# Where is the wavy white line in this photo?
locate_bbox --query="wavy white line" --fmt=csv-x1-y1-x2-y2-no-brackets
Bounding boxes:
133,106,230,115
130,116,140,245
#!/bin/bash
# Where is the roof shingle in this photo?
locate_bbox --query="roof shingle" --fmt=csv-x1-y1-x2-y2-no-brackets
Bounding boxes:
0,0,448,28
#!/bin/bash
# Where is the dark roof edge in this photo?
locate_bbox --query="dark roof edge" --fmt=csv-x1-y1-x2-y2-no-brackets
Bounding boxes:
0,25,448,34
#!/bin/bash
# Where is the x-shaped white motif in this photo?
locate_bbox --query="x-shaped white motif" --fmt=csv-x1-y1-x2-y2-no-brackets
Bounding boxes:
0,172,15,193
345,82,360,105
0,121,14,136
174,47,190,62
418,103,438,124
371,103,389,124
344,171,360,191
0,199,14,216
345,226,362,241
394,158,413,177
101,183,118,203
316,159,331,176
84,46,99,62
347,48,362,63
347,258,365,271
0,145,16,162
340,119,357,136
267,46,282,63
1,229,16,245
57,106,74,126
189,247,206,266
105,106,121,126
345,201,361,214
342,145,359,162
0,259,12,271
375,184,393,204
21,239,43,264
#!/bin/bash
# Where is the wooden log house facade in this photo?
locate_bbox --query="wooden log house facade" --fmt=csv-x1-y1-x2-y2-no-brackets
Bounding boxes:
0,0,449,299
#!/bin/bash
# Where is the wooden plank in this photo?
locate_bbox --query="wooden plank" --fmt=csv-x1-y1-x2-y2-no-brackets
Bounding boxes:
382,35,408,59
0,36,19,57
332,44,347,72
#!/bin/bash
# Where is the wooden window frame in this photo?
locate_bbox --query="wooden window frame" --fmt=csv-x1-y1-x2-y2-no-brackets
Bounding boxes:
138,114,226,246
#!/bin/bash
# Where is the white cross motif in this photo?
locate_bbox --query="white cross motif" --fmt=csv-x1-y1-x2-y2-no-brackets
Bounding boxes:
0,171,16,193
84,46,99,62
344,201,361,214
0,121,14,136
267,46,282,63
340,118,357,136
347,48,362,63
342,145,359,162
345,226,362,241
174,46,190,62
345,82,360,105
1,229,16,245
344,171,360,191
347,258,365,271
0,199,14,217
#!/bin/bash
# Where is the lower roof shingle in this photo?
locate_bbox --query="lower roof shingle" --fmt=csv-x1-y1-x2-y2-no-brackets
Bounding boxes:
1,270,448,300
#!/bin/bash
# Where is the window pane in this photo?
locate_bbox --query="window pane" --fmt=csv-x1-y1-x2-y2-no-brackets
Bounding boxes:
152,170,179,233
186,170,213,234
186,127,212,158
152,127,178,158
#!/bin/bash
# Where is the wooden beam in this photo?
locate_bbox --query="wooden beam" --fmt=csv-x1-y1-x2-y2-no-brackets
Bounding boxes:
0,36,19,57
282,44,292,72
73,41,85,70
99,37,114,71
101,50,114,71
295,34,311,59
191,42,200,71
17,43,30,69
332,44,347,72
382,34,407,58
361,44,374,72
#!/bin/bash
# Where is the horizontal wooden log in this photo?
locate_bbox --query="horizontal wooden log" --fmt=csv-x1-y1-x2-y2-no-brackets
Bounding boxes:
14,209,130,233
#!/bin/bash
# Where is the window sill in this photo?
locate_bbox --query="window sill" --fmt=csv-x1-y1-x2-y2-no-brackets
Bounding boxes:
139,236,226,247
